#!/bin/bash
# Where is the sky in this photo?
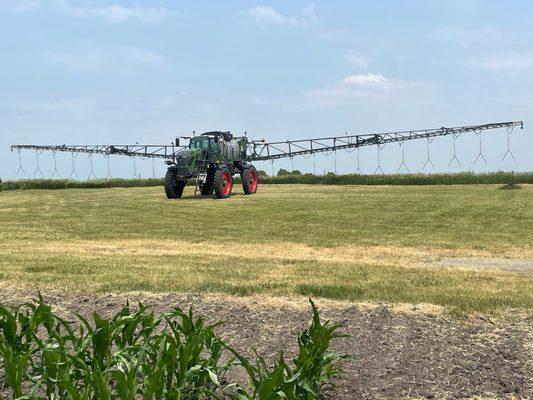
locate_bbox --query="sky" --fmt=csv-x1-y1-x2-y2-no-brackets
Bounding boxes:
0,0,531,180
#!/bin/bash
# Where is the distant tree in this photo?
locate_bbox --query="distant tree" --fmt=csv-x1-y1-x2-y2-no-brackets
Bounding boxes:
257,170,268,178
277,169,303,176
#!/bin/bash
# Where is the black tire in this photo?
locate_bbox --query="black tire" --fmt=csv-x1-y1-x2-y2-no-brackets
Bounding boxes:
214,166,233,199
200,169,215,196
241,165,258,195
164,169,186,199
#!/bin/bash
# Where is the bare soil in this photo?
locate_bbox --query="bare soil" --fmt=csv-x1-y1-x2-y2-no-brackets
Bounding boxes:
0,287,531,400
436,257,533,275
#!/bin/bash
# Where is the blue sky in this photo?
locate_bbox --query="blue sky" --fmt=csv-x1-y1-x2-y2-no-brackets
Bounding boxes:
0,0,531,179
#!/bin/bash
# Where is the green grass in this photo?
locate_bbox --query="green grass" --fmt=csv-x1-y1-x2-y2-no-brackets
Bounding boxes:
0,184,532,313
262,171,533,185
1,178,164,190
2,171,533,191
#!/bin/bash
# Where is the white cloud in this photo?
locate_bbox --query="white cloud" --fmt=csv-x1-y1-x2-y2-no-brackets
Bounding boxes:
236,3,317,28
305,73,409,106
244,6,297,27
0,0,42,12
1,0,178,23
467,53,533,72
300,3,318,24
97,4,169,23
55,1,175,23
343,73,387,85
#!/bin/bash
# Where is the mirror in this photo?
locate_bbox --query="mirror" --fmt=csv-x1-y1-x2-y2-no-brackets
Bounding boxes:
175,138,180,147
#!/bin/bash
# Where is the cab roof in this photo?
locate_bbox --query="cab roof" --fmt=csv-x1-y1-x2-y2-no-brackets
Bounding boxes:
201,131,233,141
201,131,230,136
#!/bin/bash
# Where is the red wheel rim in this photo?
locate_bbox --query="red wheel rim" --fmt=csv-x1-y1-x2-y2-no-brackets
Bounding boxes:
221,171,232,195
249,170,258,192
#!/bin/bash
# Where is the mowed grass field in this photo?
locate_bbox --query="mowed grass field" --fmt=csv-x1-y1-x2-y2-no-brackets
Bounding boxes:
0,184,532,313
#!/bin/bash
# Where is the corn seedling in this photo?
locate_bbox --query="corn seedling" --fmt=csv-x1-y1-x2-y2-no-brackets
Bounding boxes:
0,296,348,399
224,299,349,400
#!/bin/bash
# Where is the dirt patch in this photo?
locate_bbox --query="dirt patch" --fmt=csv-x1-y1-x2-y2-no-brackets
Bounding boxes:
0,287,531,400
437,257,533,275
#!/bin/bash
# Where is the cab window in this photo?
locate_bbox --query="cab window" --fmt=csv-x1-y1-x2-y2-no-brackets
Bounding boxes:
189,136,209,150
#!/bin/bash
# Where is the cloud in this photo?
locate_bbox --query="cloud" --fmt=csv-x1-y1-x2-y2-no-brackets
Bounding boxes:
342,73,388,85
241,6,298,27
55,1,175,23
1,0,178,23
467,53,533,72
300,3,318,24
0,0,42,12
305,73,409,106
236,3,317,28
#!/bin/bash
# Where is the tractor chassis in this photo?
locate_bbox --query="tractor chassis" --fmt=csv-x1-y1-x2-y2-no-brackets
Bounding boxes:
164,160,258,199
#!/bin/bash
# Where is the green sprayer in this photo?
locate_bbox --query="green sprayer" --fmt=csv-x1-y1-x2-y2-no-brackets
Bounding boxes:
11,121,523,199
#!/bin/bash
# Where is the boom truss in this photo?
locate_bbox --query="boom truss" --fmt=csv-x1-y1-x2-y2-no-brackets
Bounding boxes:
249,121,523,160
10,144,183,159
11,121,523,161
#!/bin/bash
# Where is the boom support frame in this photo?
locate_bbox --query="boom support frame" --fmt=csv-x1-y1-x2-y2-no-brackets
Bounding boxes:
10,144,184,159
249,121,523,161
11,121,523,162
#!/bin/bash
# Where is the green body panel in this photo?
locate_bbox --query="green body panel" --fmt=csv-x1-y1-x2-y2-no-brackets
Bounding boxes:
187,147,204,175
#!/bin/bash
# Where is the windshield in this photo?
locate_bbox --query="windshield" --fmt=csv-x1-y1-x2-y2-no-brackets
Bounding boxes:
189,136,210,151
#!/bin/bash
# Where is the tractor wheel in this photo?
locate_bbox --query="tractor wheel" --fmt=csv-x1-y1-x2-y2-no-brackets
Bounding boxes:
241,165,258,195
201,170,215,195
164,170,186,199
214,166,233,199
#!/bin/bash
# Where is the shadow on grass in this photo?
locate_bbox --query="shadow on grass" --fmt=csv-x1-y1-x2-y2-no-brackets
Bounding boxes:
173,192,249,201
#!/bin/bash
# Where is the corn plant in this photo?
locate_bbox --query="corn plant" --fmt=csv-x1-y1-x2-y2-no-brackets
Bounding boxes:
291,299,350,398
224,299,349,400
0,296,348,400
0,304,34,399
0,293,58,399
140,307,225,399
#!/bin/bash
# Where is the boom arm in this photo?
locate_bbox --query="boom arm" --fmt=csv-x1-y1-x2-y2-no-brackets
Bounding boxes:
10,144,185,159
11,121,523,161
249,121,523,161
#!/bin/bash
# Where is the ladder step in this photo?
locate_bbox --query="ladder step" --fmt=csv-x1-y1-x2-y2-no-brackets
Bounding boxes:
194,164,208,195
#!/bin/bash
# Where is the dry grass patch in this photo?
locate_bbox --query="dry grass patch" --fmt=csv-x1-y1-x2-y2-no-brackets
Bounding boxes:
0,239,531,313
7,239,533,266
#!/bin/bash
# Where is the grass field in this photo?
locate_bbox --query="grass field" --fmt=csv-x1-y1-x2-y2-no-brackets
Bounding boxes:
0,184,532,313
2,171,533,190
